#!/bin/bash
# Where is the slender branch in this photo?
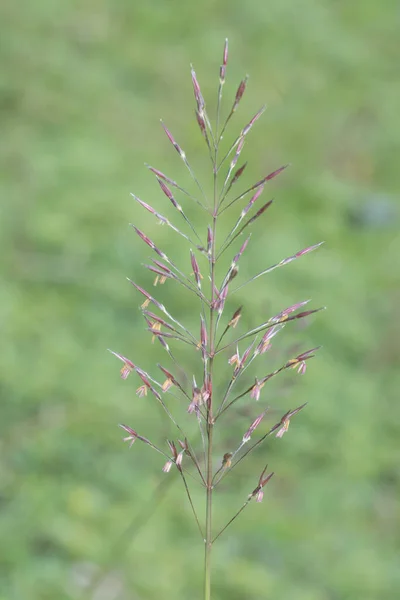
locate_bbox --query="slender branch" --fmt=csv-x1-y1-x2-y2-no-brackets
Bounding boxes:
230,242,325,295
212,500,250,543
184,442,206,487
215,424,281,489
216,365,286,420
127,436,204,485
179,470,205,539
152,394,205,484
215,308,324,356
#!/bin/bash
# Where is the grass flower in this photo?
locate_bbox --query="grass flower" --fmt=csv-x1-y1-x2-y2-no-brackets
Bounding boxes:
110,40,323,599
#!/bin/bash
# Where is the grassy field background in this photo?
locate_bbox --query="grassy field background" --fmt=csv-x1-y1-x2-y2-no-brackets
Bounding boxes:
1,1,399,599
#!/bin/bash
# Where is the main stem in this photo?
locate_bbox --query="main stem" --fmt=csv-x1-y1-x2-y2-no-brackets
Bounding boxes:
204,418,213,600
204,151,218,600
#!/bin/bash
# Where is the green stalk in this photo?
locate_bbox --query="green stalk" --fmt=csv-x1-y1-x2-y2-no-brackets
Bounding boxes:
204,421,213,600
204,145,219,600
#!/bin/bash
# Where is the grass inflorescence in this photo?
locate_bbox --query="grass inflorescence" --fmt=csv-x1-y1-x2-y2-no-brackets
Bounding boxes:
110,39,324,599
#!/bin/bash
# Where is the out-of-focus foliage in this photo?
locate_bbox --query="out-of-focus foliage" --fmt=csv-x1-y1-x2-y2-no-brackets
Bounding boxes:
1,1,399,599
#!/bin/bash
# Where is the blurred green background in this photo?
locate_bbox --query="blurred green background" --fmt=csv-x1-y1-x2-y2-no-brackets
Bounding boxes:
1,1,399,599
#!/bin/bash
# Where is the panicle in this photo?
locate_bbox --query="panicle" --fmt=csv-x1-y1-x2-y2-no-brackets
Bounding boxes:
112,42,323,549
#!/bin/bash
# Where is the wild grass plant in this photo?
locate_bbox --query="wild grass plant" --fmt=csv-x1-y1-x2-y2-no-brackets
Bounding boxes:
110,40,324,599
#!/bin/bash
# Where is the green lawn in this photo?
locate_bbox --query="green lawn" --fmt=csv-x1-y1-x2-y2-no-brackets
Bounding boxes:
1,1,399,599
